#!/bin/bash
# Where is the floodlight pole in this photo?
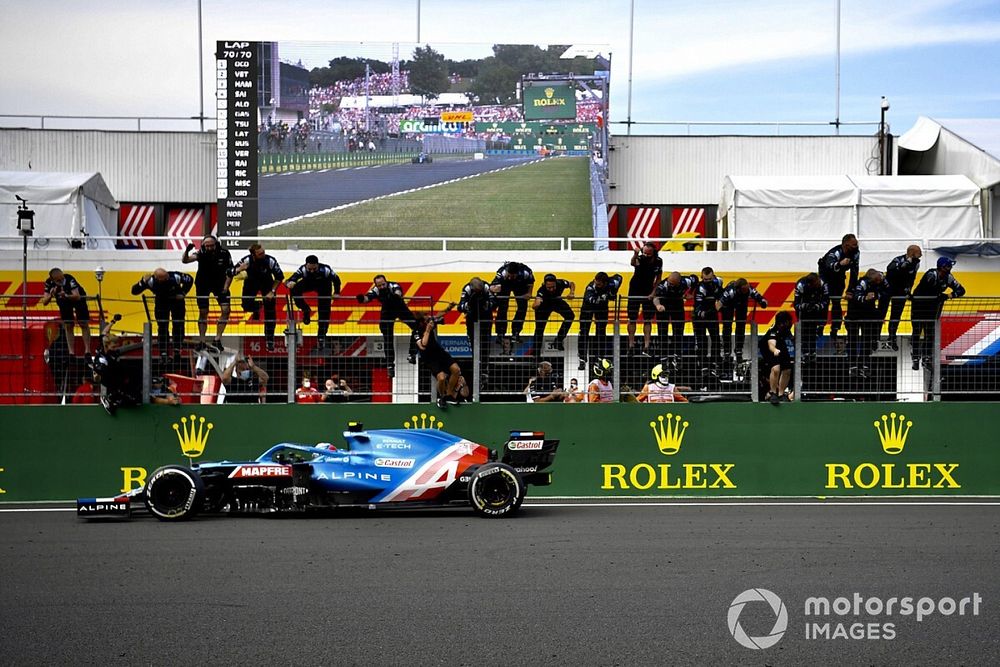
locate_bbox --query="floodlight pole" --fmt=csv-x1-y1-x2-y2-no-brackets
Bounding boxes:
626,0,634,136
879,96,890,175
16,199,34,332
197,0,205,132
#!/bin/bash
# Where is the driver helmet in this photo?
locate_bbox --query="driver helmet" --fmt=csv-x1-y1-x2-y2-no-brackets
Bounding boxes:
592,358,613,378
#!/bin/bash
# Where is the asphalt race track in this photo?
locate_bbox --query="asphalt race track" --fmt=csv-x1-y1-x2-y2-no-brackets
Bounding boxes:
259,155,541,225
2,500,999,665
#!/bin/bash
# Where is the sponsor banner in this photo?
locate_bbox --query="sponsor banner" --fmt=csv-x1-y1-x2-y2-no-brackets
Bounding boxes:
399,119,468,134
522,84,577,121
1,404,999,501
438,335,471,358
441,111,473,123
474,122,595,137
3,270,1000,337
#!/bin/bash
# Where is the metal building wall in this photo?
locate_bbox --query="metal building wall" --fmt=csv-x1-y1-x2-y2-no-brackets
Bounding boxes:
0,129,215,203
608,135,879,205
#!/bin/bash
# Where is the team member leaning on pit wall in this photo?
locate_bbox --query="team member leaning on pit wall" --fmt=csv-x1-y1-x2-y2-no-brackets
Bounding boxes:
285,254,342,352
232,244,284,352
626,243,663,357
881,245,922,351
130,268,193,362
910,257,966,371
181,235,233,353
818,233,860,345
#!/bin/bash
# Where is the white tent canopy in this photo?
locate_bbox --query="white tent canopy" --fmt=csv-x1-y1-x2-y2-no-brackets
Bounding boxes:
719,174,981,251
0,171,118,250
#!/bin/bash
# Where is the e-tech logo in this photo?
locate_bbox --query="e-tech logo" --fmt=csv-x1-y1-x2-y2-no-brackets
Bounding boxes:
825,413,960,490
600,413,736,490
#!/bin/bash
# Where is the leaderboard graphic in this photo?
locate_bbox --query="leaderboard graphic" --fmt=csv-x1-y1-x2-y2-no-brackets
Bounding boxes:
216,41,259,247
212,41,610,242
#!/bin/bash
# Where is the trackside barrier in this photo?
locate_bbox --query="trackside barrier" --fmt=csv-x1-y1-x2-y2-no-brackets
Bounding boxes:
258,152,417,173
0,403,997,501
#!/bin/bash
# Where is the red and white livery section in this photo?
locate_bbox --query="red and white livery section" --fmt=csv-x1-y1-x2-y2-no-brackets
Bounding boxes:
376,440,488,503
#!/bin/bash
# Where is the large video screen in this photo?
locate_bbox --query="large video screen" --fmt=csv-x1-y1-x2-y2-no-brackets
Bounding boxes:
216,41,610,249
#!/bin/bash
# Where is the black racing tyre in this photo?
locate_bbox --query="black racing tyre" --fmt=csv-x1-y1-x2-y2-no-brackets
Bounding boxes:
468,463,525,518
144,465,205,521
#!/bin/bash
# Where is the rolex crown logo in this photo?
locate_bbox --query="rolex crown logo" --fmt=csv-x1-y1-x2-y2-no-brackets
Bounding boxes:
173,414,214,458
874,412,912,455
544,87,554,99
650,413,689,456
404,413,443,430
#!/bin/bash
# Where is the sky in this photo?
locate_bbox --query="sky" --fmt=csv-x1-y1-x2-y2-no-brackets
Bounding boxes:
1,0,998,136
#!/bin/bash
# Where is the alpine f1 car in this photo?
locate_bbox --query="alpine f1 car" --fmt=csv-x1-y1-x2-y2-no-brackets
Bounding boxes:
411,152,433,164
78,424,558,521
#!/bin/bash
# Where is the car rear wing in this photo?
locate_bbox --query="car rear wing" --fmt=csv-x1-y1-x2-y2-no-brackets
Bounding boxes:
500,431,559,485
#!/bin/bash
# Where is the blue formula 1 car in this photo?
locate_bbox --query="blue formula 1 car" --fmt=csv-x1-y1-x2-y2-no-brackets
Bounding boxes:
78,424,558,521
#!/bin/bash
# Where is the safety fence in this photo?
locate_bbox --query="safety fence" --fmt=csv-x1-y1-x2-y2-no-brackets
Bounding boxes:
258,151,420,173
1,293,997,405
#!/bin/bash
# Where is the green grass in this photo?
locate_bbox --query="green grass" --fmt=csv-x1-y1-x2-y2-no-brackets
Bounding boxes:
262,156,592,250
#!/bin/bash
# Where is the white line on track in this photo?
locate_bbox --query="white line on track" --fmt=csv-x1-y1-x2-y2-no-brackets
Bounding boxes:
3,501,1000,514
260,157,546,230
528,501,1000,507
336,167,349,171
318,169,330,173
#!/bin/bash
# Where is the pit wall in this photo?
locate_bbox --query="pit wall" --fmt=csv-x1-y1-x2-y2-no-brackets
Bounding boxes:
1,403,995,501
3,249,1000,335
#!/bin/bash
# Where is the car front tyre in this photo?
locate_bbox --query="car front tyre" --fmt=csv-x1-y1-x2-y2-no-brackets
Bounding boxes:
144,465,205,521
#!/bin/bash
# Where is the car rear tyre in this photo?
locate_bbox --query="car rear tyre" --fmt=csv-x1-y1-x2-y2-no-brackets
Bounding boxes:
468,463,524,518
144,465,205,521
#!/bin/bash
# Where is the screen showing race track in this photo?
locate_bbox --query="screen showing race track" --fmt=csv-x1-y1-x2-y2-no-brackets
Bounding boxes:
217,41,611,250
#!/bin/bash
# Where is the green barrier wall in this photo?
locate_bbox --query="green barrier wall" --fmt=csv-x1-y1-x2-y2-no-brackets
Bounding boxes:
0,404,997,501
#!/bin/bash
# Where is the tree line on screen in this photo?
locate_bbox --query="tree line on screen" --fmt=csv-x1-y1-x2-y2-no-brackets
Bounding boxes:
308,44,599,103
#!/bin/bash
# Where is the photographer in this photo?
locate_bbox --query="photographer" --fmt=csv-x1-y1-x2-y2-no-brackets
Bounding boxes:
322,371,354,403
42,268,92,356
221,354,268,404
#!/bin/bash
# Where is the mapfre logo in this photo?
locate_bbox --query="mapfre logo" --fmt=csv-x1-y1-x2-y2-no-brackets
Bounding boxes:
601,412,735,491
173,414,214,458
825,413,959,490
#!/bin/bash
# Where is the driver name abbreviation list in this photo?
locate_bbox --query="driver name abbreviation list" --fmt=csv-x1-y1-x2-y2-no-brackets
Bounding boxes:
216,41,259,249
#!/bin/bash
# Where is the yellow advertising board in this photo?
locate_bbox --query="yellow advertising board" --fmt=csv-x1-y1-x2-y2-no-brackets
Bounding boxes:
3,269,999,336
